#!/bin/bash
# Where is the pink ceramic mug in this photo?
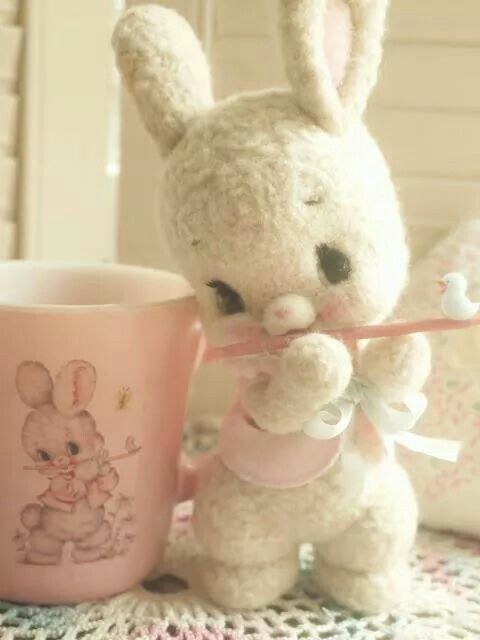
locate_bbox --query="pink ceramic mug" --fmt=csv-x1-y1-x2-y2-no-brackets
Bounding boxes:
0,261,203,604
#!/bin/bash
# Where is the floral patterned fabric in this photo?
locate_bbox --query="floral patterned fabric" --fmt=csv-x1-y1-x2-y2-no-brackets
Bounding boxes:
399,218,480,538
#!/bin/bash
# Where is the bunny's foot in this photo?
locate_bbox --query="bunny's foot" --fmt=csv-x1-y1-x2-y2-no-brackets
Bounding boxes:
72,521,112,563
313,557,411,614
21,503,42,530
197,553,298,610
72,546,105,563
25,549,61,565
313,463,417,613
26,527,62,565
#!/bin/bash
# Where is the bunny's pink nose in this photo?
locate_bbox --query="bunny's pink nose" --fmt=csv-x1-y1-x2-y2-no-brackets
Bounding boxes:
263,294,316,336
274,308,289,320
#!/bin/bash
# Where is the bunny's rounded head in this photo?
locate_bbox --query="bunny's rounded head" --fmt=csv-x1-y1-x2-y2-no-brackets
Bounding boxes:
113,0,406,344
17,361,103,474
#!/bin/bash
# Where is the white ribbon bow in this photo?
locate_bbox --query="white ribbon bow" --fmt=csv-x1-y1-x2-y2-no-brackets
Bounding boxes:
303,377,461,463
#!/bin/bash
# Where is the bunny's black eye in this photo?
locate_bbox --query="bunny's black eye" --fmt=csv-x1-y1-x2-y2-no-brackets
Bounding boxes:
37,449,52,462
316,244,352,285
207,280,245,316
67,441,80,456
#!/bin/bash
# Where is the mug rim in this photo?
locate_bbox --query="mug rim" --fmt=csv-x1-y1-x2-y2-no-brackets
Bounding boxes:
0,261,195,313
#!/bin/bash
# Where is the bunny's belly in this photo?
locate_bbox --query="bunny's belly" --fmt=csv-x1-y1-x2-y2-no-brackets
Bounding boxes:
41,499,105,541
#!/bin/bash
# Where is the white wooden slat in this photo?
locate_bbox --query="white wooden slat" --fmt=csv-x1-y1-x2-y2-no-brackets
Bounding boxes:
388,0,480,44
213,36,285,98
0,93,18,153
0,0,18,25
0,155,17,214
0,0,19,10
20,0,119,261
0,13,17,26
215,0,275,37
375,44,480,111
0,219,15,257
368,110,480,179
0,25,22,82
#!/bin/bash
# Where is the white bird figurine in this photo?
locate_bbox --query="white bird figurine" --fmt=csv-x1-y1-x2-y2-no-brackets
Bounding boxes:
438,272,480,320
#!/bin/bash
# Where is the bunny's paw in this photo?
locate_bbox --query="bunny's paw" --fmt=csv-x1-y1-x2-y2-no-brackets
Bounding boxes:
243,334,352,434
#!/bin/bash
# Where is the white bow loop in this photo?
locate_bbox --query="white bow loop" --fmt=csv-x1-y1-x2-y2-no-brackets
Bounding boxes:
303,377,461,463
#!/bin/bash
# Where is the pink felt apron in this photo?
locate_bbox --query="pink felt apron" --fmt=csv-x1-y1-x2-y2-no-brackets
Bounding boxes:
217,402,344,488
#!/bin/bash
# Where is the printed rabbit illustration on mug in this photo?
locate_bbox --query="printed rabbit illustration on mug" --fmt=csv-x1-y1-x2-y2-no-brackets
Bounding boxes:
15,360,140,565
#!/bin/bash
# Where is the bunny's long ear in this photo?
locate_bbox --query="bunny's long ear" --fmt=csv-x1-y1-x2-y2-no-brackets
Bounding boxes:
112,5,214,156
280,0,388,133
16,362,53,408
53,361,96,417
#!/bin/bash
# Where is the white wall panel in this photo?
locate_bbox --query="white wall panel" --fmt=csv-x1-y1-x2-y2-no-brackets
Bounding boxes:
0,155,17,216
397,178,480,260
215,0,275,37
213,36,284,98
0,93,18,154
0,0,19,10
398,178,480,228
0,0,18,26
376,44,480,111
0,3,20,257
368,110,480,180
388,0,480,44
0,24,22,89
20,0,119,261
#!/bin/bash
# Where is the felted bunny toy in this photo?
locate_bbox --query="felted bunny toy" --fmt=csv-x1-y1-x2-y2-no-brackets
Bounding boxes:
113,0,431,612
18,360,119,564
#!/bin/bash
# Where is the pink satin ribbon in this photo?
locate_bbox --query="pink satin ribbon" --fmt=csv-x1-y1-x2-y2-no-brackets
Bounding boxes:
211,317,471,488
205,316,480,362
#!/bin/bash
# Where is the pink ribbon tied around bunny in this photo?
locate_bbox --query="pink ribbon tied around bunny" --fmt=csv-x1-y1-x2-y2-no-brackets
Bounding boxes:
211,313,480,482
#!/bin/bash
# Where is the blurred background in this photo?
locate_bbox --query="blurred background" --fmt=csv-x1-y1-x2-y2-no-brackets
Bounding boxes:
1,0,480,417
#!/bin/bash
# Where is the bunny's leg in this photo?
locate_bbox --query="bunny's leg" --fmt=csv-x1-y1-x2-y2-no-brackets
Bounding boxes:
193,460,299,609
72,521,112,563
198,554,299,610
313,462,417,613
26,527,63,565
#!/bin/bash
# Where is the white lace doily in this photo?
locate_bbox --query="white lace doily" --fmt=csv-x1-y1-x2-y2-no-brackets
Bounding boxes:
1,419,480,640
2,526,480,640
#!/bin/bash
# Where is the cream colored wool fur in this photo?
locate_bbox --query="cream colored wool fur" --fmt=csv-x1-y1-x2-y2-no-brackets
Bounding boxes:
113,0,431,613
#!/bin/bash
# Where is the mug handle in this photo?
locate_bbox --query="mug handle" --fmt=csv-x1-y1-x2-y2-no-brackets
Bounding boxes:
175,322,213,503
176,452,213,503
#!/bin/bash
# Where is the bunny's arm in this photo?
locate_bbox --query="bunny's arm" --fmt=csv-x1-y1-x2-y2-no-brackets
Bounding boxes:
357,334,431,401
75,459,101,483
242,334,353,434
97,464,119,492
